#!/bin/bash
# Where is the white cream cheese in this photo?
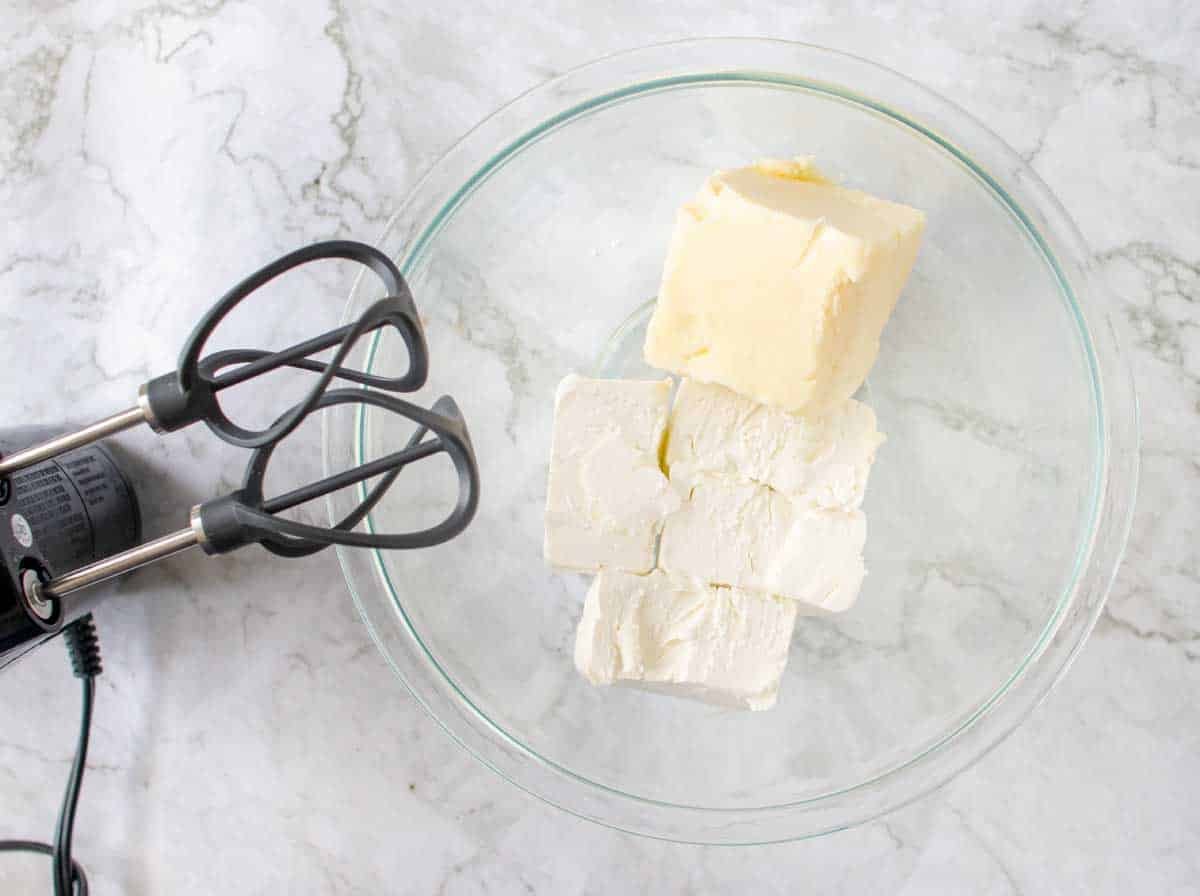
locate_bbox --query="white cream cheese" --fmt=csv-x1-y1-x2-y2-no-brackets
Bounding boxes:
574,569,799,710
544,375,679,573
659,476,867,613
666,378,884,510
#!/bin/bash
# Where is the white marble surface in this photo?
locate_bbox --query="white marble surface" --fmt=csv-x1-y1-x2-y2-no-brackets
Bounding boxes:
0,2,1196,892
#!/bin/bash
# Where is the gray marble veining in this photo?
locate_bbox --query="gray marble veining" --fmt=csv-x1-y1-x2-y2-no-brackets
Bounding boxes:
1,2,1196,893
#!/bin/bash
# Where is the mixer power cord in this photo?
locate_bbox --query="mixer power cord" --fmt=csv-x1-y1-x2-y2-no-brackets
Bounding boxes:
0,615,101,895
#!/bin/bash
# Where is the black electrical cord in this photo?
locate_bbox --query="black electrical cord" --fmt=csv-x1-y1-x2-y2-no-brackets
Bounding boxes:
0,614,101,895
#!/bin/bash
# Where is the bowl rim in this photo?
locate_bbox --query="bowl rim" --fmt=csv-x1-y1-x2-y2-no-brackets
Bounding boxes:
326,37,1140,844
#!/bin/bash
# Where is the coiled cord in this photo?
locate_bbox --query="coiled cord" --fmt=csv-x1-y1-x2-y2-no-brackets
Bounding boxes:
62,619,102,679
0,614,100,895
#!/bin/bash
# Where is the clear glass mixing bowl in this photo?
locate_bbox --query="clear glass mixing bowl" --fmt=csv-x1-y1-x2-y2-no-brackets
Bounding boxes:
324,39,1138,844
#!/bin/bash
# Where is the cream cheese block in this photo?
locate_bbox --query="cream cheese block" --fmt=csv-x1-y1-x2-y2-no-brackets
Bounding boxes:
644,159,925,415
574,569,799,711
544,374,679,573
659,476,867,613
665,378,884,510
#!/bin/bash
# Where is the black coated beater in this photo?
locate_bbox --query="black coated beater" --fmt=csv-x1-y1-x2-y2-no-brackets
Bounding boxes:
0,240,480,668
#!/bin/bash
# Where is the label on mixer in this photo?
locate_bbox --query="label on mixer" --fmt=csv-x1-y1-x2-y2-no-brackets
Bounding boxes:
0,443,139,583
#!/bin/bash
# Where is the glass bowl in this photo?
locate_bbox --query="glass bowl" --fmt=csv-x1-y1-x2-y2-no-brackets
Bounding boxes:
324,39,1138,844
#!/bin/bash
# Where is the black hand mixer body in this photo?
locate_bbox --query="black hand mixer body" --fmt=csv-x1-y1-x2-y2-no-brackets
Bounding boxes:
0,430,141,670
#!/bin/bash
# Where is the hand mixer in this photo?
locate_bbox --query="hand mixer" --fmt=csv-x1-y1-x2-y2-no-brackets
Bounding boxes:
0,241,480,894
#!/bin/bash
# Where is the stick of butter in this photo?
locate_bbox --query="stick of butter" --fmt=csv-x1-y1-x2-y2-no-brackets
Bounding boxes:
644,159,925,414
544,375,679,573
574,569,799,711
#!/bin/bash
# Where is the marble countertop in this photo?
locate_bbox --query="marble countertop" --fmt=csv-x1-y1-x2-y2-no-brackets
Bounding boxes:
2,2,1196,892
